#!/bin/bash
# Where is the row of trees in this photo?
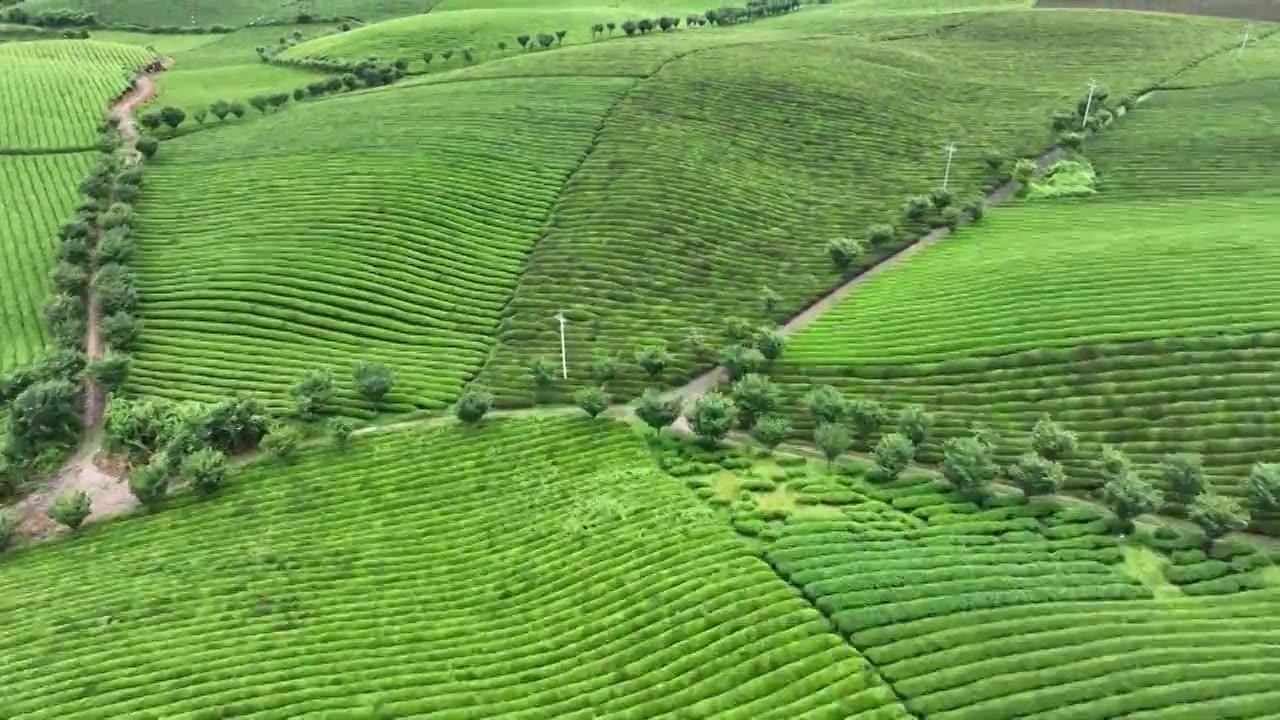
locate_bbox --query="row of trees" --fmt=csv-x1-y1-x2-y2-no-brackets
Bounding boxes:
515,31,566,50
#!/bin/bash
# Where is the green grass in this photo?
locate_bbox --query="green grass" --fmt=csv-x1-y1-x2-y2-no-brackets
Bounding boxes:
0,416,911,719
127,76,628,416
475,9,1246,404
1174,29,1280,87
14,0,435,27
774,76,1280,512
0,153,96,373
0,39,153,151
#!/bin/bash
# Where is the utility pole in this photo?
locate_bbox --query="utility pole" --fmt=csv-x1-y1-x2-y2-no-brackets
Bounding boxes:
1081,79,1099,130
942,142,957,191
555,311,568,380
1238,25,1252,61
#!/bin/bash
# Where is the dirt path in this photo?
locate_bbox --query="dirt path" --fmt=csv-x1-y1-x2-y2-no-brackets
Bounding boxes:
12,61,168,538
662,145,1067,433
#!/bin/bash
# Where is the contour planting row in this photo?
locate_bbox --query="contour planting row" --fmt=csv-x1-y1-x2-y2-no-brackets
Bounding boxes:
480,35,1054,402
0,39,152,151
766,474,1280,718
128,77,627,414
0,416,910,719
0,152,96,372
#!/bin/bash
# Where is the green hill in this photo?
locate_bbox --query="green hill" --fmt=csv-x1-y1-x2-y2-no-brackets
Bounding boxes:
13,0,434,27
774,43,1280,511
128,76,628,415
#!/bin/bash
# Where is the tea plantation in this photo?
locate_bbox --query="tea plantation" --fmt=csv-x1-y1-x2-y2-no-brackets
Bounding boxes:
3,0,1280,716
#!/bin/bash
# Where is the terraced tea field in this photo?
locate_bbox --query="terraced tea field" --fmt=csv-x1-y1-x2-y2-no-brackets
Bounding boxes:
0,153,96,372
0,40,153,151
0,417,911,719
11,0,433,27
478,9,1247,403
775,62,1280,511
128,76,628,415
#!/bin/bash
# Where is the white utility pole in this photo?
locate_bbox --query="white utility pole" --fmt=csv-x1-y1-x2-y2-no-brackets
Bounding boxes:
942,142,957,191
555,311,568,379
1081,79,1099,130
1238,25,1252,60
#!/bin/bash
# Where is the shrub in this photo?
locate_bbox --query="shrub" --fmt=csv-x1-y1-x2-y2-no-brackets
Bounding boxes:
48,491,91,530
352,361,395,410
128,456,169,508
755,327,785,362
902,194,932,220
929,188,953,210
847,398,886,448
826,237,864,271
688,392,737,447
868,223,895,246
455,388,492,423
873,433,915,481
1013,158,1037,184
984,151,1006,171
260,427,303,464
1098,444,1131,483
634,343,672,383
720,345,765,382
1189,493,1250,541
1246,462,1280,511
802,385,844,425
940,206,962,229
86,352,130,393
896,404,932,447
814,423,851,466
528,355,558,390
7,379,79,457
328,417,355,449
290,367,333,420
941,436,997,502
574,386,609,419
636,389,681,433
751,414,790,453
1101,470,1162,533
1008,452,1065,498
1031,415,1078,461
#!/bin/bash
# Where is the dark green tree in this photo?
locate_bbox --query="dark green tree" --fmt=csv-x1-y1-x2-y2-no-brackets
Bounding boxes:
847,398,886,449
1007,452,1065,499
1248,462,1280,511
1101,470,1162,534
135,136,159,159
635,343,673,384
86,352,130,393
455,387,493,423
802,384,844,426
352,361,395,411
574,386,609,419
688,392,737,447
941,436,998,503
588,348,618,387
896,404,933,447
814,422,851,468
730,373,779,430
1162,452,1206,506
826,237,864,271
873,433,915,482
290,368,333,421
48,491,91,530
1031,415,1078,461
1188,493,1250,544
128,456,169,508
635,389,681,433
751,414,790,454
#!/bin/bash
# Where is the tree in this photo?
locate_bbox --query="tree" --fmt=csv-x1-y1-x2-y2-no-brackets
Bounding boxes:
1100,470,1162,534
761,286,781,314
455,387,492,423
261,426,303,464
293,87,307,101
555,29,566,45
1188,493,1250,543
755,327,785,362
135,136,158,159
517,34,530,50
102,311,139,351
290,368,333,420
352,361,395,410
269,93,289,110
721,345,765,382
497,41,507,51
941,436,998,503
1247,462,1280,512
574,386,609,419
723,316,754,344
814,423,851,467
635,343,672,384
86,352,130,393
140,111,162,133
51,261,87,295
590,23,603,39
902,195,932,220
209,100,231,121
606,22,616,35
636,389,682,434
1013,158,1036,184
868,223,895,246
802,384,844,426
48,491,91,530
638,18,654,33
537,33,554,49
730,373,779,430
0,510,15,553
873,433,915,482
751,414,790,453
328,417,355,449
588,349,618,387
529,355,558,391
622,20,637,35
826,237,864,271
228,102,246,119
249,94,270,114
684,327,713,363
8,379,78,456
1007,452,1064,499
847,398,886,448
181,448,229,494
462,48,474,63
1030,415,1077,461
423,51,433,65
341,73,358,90
1098,444,1131,483
688,392,737,447
193,108,208,125
128,456,169,508
1155,452,1205,506
896,404,933,447
658,16,674,31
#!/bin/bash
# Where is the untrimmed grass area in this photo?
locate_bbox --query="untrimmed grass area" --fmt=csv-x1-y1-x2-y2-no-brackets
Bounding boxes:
0,153,96,373
0,416,911,719
0,39,153,151
128,76,628,415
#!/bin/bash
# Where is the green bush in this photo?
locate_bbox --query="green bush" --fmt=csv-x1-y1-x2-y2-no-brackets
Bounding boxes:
183,448,229,494
48,491,91,530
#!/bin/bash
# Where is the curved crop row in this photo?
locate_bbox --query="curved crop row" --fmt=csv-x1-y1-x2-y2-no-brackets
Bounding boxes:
0,39,152,151
128,76,628,415
478,9,1247,403
0,152,96,372
0,416,910,719
763,471,1280,719
13,0,430,28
